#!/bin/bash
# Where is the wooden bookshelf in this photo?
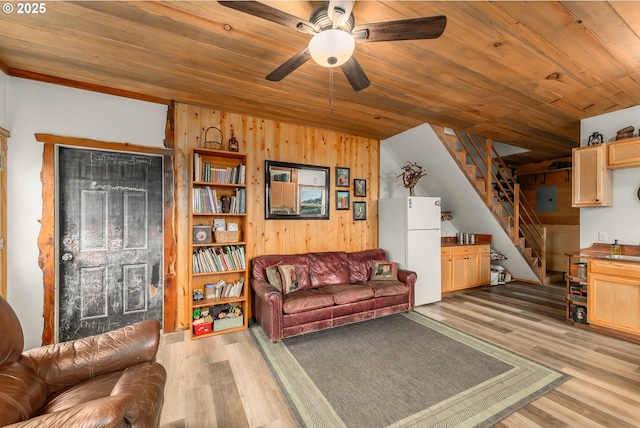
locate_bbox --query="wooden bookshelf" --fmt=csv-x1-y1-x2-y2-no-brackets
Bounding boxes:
189,148,248,339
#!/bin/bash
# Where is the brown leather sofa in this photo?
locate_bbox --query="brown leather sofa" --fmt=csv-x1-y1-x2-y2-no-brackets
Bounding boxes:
0,295,166,427
251,248,416,342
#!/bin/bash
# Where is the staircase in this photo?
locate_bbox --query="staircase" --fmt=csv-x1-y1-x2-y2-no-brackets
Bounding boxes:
431,125,547,284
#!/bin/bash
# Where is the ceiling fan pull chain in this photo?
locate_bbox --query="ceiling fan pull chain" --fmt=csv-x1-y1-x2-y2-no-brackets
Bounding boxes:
329,68,334,115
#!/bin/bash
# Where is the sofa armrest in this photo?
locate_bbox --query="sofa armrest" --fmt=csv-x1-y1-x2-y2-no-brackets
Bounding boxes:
398,268,417,309
397,268,417,287
5,395,134,428
19,320,161,393
252,278,283,304
251,278,284,341
110,362,166,428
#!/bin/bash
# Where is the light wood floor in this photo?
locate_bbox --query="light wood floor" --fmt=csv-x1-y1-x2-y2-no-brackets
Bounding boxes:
157,282,640,427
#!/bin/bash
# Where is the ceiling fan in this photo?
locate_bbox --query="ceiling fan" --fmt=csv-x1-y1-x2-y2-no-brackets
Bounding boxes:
218,0,447,91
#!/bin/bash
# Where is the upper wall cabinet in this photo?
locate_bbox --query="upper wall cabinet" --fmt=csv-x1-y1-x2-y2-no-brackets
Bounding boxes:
607,137,640,170
572,144,613,207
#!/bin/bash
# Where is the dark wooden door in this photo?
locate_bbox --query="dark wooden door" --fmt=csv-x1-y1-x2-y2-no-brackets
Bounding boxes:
57,147,163,341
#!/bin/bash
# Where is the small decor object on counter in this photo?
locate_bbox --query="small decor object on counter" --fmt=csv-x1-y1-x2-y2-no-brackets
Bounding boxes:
398,161,427,196
615,125,634,141
587,132,604,145
611,239,622,257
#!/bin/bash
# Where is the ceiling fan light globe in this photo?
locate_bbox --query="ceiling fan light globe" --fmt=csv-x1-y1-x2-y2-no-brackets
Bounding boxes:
309,29,355,68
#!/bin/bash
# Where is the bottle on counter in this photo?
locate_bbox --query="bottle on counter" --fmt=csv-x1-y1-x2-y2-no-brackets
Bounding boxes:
611,239,622,257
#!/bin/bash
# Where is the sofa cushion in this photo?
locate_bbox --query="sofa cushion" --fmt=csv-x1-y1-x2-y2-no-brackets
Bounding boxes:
365,280,409,297
0,362,48,426
283,290,334,314
278,264,299,294
370,260,399,281
308,252,350,287
265,262,283,290
39,370,122,415
347,248,388,283
252,254,312,290
320,284,375,305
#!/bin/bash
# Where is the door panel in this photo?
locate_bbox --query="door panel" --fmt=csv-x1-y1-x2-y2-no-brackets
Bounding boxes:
406,197,441,230
57,147,163,342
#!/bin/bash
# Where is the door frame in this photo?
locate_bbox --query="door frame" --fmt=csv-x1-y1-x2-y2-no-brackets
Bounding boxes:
0,127,8,299
36,133,176,344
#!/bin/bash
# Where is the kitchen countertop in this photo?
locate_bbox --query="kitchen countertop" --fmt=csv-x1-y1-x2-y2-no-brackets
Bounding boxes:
568,243,640,264
441,234,492,247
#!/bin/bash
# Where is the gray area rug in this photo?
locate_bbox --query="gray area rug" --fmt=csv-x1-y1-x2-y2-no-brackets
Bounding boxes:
250,312,570,428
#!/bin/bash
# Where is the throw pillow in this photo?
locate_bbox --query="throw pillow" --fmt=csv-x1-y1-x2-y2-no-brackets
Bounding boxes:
370,260,398,281
278,264,299,294
265,262,283,290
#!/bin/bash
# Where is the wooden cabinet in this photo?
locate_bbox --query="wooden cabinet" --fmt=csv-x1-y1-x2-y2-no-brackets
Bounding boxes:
607,137,640,169
270,181,296,210
478,245,491,284
588,259,640,336
572,145,612,207
441,247,453,292
442,244,490,292
189,148,248,339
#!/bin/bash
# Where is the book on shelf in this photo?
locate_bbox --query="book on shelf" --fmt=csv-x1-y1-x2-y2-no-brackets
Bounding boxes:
202,277,244,299
192,187,219,214
193,156,246,185
192,245,247,274
192,187,246,214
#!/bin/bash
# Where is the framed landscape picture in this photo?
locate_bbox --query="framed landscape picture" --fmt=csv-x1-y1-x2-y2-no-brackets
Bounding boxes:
336,167,350,187
336,190,350,210
353,201,366,220
354,179,366,197
299,186,327,216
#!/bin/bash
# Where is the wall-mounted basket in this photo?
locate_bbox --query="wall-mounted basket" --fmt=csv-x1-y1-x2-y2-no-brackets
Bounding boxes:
203,126,223,150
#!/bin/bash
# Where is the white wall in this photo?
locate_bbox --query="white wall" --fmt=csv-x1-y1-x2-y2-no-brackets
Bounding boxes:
381,124,539,282
380,138,459,236
580,105,640,248
6,77,167,349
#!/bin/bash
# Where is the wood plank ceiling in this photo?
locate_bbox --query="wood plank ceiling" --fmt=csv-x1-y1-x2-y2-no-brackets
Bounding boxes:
2,1,640,164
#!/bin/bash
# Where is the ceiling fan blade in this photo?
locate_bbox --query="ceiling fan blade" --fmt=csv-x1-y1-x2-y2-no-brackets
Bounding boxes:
353,15,447,42
340,56,370,91
266,48,312,82
328,0,355,28
218,1,313,31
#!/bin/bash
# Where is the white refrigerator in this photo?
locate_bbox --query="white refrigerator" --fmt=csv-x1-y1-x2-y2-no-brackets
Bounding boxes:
378,196,441,306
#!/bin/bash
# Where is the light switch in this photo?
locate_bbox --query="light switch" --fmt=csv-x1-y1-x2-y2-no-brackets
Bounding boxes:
598,232,608,242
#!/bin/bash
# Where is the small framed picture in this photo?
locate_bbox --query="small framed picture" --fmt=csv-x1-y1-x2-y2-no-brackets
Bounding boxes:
353,201,366,220
336,167,350,187
354,179,366,197
336,190,350,210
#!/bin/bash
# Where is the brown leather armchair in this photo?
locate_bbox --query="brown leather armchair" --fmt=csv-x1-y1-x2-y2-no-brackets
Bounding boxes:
0,295,166,427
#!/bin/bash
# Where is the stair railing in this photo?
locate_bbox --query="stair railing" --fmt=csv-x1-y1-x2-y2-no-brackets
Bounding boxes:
453,130,546,281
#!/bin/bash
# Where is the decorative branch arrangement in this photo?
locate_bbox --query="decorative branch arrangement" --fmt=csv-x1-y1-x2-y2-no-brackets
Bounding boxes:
398,162,427,196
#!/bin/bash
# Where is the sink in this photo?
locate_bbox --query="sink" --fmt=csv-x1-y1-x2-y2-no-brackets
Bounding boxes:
600,254,640,262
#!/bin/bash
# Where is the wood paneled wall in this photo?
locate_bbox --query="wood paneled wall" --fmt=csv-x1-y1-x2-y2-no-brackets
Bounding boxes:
173,103,380,329
517,158,579,272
